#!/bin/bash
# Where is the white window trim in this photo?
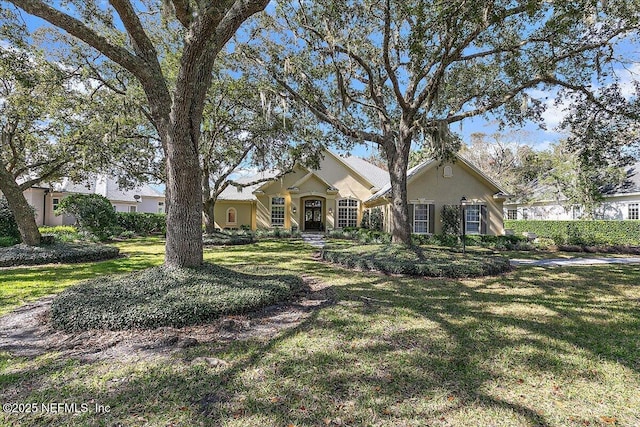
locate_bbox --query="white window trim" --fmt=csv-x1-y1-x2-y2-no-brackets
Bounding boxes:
464,204,481,235
337,198,358,228
271,196,286,227
629,203,639,220
226,207,238,225
128,205,137,213
413,204,430,234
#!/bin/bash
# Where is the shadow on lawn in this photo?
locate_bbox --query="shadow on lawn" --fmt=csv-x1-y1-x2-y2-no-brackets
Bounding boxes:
1,253,639,426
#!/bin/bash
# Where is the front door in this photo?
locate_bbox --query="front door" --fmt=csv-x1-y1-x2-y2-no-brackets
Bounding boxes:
304,199,323,231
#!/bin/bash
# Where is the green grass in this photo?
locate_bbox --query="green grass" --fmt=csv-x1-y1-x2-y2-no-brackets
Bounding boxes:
1,239,640,426
0,238,165,316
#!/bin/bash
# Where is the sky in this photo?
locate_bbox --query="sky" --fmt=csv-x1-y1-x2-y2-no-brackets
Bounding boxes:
10,2,640,162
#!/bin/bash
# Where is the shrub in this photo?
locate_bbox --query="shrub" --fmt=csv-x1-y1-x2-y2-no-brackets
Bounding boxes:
50,263,303,331
0,199,20,239
55,194,119,241
254,228,301,239
203,230,254,246
0,236,18,247
0,242,119,267
321,244,511,278
441,205,461,236
505,220,640,246
38,226,81,242
116,212,166,236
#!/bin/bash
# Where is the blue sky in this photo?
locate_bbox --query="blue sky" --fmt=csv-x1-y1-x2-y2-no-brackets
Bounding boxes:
14,2,639,161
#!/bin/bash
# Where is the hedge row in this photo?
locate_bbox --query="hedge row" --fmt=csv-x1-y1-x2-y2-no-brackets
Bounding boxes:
0,242,120,267
322,244,511,278
116,212,166,235
505,220,640,246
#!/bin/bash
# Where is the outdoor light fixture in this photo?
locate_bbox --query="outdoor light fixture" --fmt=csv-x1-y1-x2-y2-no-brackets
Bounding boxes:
328,207,333,215
292,206,297,214
460,196,468,254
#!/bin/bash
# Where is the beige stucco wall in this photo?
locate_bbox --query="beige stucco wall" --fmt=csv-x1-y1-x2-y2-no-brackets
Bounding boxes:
253,159,376,230
214,201,254,230
369,161,504,235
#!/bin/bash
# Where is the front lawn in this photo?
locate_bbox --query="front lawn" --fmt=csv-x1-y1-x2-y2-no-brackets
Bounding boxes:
1,239,639,426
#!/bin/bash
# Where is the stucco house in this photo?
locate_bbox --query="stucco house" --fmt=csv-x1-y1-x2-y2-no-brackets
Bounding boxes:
503,162,640,221
215,150,509,235
15,175,165,226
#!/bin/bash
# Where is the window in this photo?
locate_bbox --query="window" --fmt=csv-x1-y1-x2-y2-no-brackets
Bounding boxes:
271,197,285,226
337,199,358,228
413,204,430,234
52,198,60,212
465,205,481,234
629,203,639,220
128,205,137,213
572,205,582,220
443,166,453,178
506,209,517,220
226,207,237,225
522,208,529,220
158,201,165,214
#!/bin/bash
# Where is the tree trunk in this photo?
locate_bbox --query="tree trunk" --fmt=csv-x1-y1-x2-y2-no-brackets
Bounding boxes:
383,130,413,246
203,197,217,234
163,125,203,267
0,166,41,246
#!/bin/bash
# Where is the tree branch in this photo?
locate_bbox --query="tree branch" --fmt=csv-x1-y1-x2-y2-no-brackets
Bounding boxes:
8,0,149,79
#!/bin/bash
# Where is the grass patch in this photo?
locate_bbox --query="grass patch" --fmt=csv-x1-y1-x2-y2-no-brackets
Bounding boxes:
322,243,511,277
0,238,165,315
2,239,640,426
51,263,303,331
0,242,119,267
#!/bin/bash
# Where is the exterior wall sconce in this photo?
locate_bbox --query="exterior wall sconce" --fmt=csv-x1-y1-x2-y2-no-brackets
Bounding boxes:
328,207,333,215
292,206,297,214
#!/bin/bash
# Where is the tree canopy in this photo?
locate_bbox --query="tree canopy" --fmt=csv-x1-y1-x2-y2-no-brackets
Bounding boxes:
246,0,640,243
4,0,270,266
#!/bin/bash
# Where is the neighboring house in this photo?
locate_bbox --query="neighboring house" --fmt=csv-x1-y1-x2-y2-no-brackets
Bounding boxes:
504,162,640,221
16,175,165,226
215,150,509,235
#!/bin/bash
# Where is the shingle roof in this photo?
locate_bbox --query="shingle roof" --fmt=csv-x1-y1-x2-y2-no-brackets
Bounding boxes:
216,171,279,201
603,162,640,195
339,155,390,189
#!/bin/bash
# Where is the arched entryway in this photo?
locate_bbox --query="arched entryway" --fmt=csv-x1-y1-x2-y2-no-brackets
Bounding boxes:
303,198,324,231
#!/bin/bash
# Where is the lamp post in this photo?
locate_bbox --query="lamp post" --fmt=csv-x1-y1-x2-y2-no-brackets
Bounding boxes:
460,196,467,254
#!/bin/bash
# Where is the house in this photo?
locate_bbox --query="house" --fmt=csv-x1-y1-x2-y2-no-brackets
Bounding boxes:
215,150,509,235
17,175,165,226
503,162,640,221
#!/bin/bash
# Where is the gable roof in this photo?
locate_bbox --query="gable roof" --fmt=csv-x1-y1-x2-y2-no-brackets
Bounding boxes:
216,171,280,201
323,150,389,190
216,150,390,201
367,153,509,203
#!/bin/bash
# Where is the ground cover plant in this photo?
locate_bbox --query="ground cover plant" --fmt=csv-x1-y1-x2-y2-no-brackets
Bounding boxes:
322,243,512,277
1,239,639,426
0,242,120,267
51,263,302,331
203,230,254,246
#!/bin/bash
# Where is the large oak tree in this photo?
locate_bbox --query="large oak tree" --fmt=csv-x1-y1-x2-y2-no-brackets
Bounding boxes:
248,0,640,244
5,0,270,266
